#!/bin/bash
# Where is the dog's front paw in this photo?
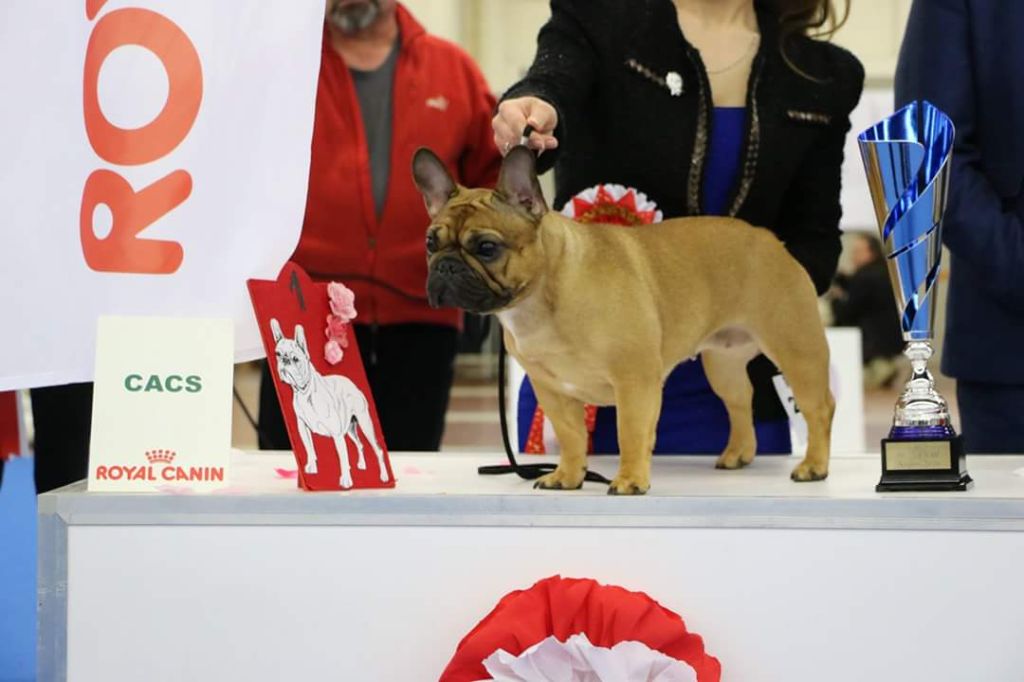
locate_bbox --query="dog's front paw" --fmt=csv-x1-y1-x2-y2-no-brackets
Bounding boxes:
379,468,390,483
715,445,755,470
304,461,318,475
790,459,828,482
533,467,585,491
607,475,650,496
340,474,354,489
356,458,367,470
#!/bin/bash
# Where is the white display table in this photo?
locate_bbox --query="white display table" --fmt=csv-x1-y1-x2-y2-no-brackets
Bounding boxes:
39,451,1024,681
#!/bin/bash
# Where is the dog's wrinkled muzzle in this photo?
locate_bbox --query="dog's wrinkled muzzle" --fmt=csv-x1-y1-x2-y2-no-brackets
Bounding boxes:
427,256,510,313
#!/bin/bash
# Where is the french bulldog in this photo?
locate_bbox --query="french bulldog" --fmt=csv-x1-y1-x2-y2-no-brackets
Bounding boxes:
270,319,388,488
412,146,834,495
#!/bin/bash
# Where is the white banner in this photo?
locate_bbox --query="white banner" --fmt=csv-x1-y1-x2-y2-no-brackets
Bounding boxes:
0,0,324,390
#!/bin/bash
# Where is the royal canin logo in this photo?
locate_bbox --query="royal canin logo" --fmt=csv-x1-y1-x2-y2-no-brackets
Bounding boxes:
95,449,224,483
145,449,176,464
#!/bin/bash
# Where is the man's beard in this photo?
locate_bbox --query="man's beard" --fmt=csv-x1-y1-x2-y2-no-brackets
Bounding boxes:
328,0,382,34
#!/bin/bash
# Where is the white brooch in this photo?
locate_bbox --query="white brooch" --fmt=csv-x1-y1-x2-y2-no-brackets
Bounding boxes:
666,71,683,97
625,59,684,97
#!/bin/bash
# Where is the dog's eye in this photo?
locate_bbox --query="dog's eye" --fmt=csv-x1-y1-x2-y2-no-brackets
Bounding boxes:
475,240,501,261
425,232,439,254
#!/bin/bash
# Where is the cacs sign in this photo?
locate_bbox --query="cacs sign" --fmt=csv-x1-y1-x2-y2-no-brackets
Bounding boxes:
88,316,234,493
123,374,203,393
81,0,203,275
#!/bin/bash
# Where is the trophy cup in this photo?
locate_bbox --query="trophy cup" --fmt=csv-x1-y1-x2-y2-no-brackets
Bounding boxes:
857,100,972,492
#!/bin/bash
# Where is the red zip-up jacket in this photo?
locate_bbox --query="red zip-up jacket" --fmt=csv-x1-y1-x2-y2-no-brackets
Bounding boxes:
293,6,501,328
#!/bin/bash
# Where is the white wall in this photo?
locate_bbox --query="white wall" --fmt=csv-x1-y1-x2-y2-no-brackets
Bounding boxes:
403,0,548,93
833,0,912,83
400,0,464,44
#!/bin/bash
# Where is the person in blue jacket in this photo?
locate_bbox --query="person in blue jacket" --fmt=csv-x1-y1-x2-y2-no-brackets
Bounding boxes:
896,0,1024,453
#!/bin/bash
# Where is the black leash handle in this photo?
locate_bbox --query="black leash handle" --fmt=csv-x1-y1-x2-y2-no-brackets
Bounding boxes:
476,334,610,486
477,123,609,487
519,123,535,146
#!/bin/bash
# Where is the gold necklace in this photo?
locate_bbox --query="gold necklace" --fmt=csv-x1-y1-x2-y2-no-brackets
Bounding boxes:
705,33,760,75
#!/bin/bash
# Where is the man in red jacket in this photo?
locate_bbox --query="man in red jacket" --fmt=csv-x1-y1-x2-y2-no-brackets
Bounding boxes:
259,0,502,451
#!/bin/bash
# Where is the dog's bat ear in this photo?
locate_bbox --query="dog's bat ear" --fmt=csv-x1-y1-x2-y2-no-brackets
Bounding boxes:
497,146,547,219
412,148,456,219
270,319,283,343
294,325,308,354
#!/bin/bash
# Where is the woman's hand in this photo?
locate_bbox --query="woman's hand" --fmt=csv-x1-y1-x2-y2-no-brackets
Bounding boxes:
492,97,559,156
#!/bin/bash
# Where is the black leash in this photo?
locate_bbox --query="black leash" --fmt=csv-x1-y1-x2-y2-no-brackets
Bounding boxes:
476,123,609,487
476,333,611,486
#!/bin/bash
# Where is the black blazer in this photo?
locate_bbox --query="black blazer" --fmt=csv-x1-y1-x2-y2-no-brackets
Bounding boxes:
503,0,865,294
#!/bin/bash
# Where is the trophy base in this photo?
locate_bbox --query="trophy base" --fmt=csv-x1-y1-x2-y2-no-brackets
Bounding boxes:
877,434,973,492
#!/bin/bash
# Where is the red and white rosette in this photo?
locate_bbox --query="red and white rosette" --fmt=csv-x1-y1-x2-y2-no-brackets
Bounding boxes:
440,576,721,682
559,184,663,226
481,633,697,681
523,185,663,455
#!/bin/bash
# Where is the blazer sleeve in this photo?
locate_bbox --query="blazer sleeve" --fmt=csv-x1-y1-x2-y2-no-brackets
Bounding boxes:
499,0,600,174
776,52,865,295
895,0,1024,312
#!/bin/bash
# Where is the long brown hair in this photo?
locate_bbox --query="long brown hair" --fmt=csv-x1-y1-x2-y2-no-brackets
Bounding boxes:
759,0,851,79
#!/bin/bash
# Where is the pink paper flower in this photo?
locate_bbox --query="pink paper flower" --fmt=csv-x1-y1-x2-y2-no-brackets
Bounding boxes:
325,315,350,347
324,339,344,365
327,282,357,322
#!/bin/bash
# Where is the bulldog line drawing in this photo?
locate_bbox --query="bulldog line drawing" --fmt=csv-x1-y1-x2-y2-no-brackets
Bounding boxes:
270,319,388,488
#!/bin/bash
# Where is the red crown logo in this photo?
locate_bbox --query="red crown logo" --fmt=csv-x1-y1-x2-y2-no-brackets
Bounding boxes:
145,449,176,464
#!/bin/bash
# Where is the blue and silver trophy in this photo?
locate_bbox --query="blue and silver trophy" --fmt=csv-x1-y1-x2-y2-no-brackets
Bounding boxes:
858,100,972,491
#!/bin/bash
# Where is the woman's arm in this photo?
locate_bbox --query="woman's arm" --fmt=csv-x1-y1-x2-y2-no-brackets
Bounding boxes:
493,0,600,172
775,51,865,295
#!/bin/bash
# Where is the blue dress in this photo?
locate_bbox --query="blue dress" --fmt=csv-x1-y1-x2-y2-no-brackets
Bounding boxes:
518,107,791,455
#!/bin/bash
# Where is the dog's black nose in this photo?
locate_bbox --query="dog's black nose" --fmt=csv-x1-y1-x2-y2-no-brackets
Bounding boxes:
435,259,462,277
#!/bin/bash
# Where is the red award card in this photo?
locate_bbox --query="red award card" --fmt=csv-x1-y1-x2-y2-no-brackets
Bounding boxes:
247,262,394,491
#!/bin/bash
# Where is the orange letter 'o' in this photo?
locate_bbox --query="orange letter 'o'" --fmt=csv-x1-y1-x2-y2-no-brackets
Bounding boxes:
83,8,202,166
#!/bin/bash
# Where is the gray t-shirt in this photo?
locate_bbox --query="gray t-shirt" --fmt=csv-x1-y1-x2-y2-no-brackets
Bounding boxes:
350,41,399,218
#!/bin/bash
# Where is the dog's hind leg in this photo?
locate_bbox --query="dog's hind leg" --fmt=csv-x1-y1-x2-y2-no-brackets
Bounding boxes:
348,416,367,470
354,407,388,482
702,346,758,470
755,324,834,482
531,381,588,491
